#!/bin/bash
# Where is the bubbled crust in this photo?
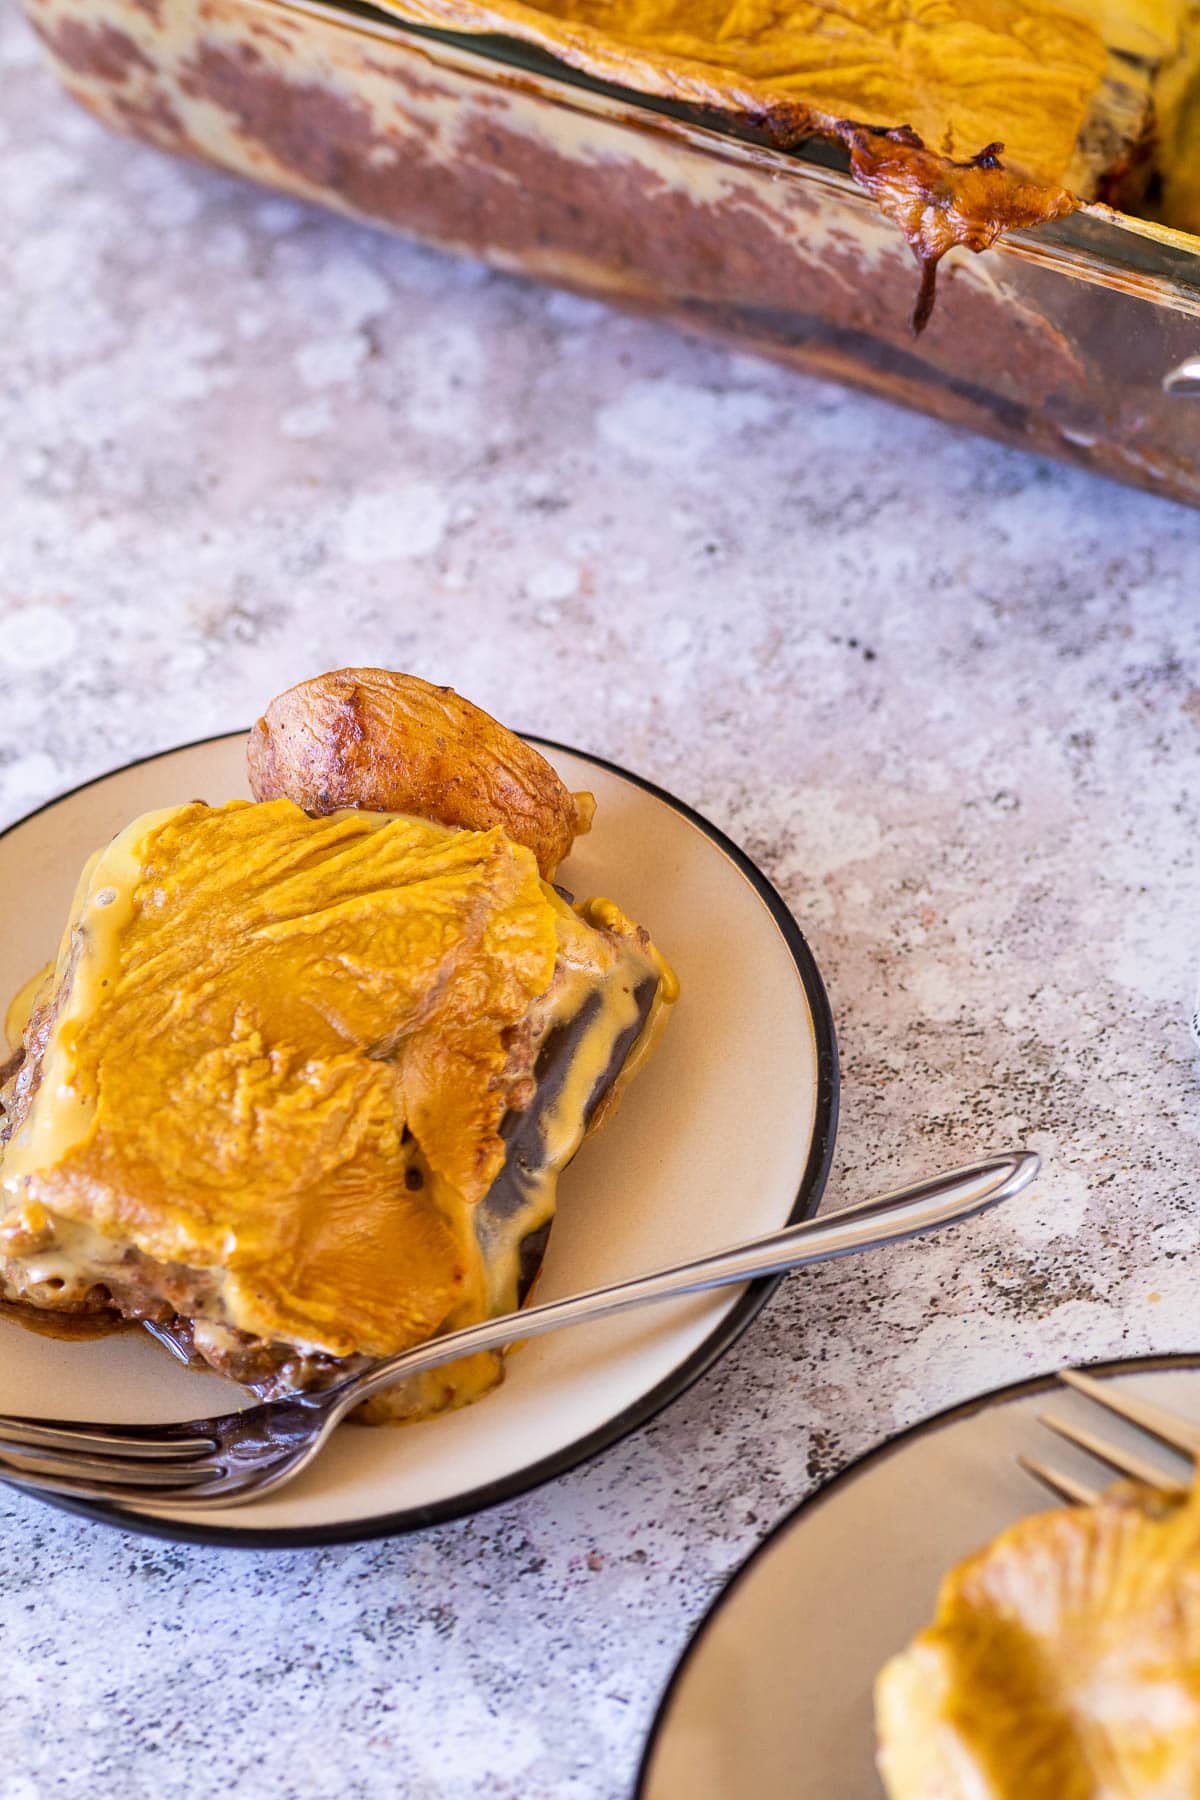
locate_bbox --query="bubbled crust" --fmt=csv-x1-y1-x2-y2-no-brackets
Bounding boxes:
247,668,592,879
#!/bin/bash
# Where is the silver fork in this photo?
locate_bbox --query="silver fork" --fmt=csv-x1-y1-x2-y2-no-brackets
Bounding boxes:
0,1149,1037,1514
1021,1367,1200,1504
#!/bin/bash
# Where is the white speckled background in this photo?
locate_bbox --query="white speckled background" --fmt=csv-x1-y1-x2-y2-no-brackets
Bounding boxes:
2,2,1200,1793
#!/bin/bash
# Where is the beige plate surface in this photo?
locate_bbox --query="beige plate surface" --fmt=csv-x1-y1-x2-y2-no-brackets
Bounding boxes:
638,1354,1200,1799
0,733,836,1545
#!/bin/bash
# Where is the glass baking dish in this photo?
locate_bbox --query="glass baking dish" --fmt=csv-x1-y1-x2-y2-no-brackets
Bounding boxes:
22,0,1200,505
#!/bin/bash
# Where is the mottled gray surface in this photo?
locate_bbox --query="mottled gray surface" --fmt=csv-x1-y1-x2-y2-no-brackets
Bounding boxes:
2,2,1200,1794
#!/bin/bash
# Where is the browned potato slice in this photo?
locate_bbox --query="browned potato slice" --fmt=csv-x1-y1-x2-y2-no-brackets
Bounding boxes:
247,668,593,878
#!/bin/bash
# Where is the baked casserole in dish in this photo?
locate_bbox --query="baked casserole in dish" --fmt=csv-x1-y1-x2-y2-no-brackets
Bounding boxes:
20,0,1200,500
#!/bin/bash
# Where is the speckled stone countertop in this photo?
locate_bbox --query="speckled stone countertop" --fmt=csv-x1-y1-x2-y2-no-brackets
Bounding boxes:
3,3,1200,1794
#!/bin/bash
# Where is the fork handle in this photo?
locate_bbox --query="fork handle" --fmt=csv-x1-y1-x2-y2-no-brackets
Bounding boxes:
326,1150,1039,1420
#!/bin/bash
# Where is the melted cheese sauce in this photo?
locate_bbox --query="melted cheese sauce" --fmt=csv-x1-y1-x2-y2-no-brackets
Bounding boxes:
0,804,673,1419
1,801,561,1355
3,964,52,1051
3,807,183,1186
379,0,1109,181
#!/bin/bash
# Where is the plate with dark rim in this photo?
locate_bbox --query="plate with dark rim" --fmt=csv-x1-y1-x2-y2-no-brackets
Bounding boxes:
0,731,837,1548
636,1351,1200,1799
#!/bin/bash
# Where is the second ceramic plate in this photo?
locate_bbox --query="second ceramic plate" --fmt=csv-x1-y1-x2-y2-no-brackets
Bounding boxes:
0,732,837,1546
638,1353,1200,1799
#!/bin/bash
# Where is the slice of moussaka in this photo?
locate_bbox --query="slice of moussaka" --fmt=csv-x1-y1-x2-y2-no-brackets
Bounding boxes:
876,1475,1200,1797
0,670,675,1423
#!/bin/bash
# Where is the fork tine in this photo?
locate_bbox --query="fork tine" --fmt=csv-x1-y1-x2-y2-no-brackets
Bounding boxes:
0,1447,222,1490
0,1416,219,1461
1017,1453,1102,1506
1037,1410,1186,1494
0,1462,226,1508
1058,1369,1200,1459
